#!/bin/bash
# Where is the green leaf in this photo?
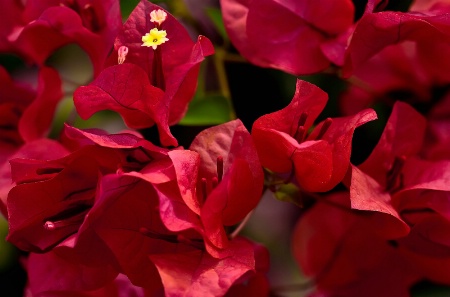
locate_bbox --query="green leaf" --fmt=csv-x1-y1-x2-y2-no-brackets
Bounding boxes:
120,0,142,19
49,96,74,139
179,94,233,125
74,110,127,131
205,7,229,43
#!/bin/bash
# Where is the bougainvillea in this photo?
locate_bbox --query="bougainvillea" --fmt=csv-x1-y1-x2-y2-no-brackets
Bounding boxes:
252,79,376,192
0,0,122,76
292,102,450,296
220,0,355,74
1,0,450,296
74,0,214,147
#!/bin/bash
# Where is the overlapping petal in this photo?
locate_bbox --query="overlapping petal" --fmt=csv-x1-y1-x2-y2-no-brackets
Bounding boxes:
186,120,263,252
343,2,450,77
292,193,420,297
253,79,376,192
75,1,214,147
221,0,354,75
1,0,121,75
26,243,118,295
73,64,170,141
149,238,256,297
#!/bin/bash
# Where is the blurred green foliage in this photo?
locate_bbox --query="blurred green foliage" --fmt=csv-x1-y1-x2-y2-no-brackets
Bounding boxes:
180,94,233,125
0,217,17,271
205,7,228,43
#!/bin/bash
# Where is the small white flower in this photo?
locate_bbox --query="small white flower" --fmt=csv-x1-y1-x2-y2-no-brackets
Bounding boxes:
150,9,167,26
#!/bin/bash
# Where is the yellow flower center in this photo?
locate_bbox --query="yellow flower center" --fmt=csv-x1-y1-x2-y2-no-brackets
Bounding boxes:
141,28,169,50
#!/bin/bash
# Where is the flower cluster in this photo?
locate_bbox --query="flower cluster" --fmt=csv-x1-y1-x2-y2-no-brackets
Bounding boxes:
220,0,450,295
1,0,450,296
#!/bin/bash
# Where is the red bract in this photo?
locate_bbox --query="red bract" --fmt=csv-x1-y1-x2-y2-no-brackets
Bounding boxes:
357,102,426,186
6,125,169,253
351,102,450,244
90,173,263,296
0,66,62,146
87,174,184,290
294,102,450,294
74,0,214,147
0,66,63,215
0,139,69,218
25,245,118,295
174,119,264,254
293,187,450,296
338,31,450,161
0,0,121,76
0,1,24,54
26,272,154,297
340,42,437,115
252,79,377,192
348,102,430,238
73,63,170,143
149,238,257,297
88,120,265,295
7,148,120,253
56,131,193,293
343,1,450,78
6,126,180,294
220,0,354,75
224,243,270,297
0,66,33,148
292,193,420,297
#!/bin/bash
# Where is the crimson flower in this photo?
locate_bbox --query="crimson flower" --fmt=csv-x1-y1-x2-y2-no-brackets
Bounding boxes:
165,119,264,255
293,102,450,296
347,101,450,283
0,0,121,76
337,40,450,162
252,79,377,192
6,126,166,252
339,0,450,115
292,193,420,297
220,0,355,75
347,101,450,237
340,42,440,115
87,120,265,295
0,66,62,215
74,0,214,147
91,172,265,296
343,0,450,78
6,125,172,294
293,186,450,296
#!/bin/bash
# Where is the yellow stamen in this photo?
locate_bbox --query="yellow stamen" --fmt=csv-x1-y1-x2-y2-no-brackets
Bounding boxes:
141,28,169,50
